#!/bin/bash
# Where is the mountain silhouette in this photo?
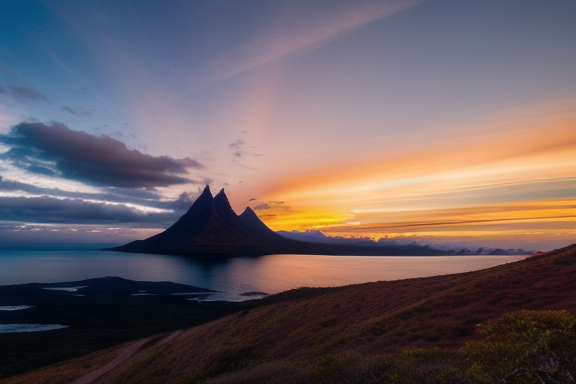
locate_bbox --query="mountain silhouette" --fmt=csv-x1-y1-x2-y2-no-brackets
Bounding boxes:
109,186,443,257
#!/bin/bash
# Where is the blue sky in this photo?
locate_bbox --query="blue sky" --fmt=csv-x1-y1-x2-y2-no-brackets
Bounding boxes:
0,0,575,250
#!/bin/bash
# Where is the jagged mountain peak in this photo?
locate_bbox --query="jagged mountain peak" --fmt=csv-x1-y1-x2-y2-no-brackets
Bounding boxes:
192,185,214,204
178,185,214,218
239,206,257,218
214,188,227,199
213,188,234,214
109,186,446,256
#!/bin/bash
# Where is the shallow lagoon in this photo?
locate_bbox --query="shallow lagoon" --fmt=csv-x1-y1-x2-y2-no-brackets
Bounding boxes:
0,324,68,333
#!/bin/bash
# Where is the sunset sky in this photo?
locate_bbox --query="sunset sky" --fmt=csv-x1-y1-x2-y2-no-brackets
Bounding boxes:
0,0,574,250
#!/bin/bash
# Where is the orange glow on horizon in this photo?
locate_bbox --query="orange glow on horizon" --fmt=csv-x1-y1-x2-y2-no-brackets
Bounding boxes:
252,98,576,248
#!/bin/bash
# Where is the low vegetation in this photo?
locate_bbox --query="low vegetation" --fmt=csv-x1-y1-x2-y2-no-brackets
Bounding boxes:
462,310,576,384
174,310,576,384
1,245,575,384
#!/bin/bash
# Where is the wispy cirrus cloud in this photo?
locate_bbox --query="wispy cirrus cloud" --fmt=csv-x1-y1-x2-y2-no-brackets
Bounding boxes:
0,122,204,188
195,0,424,87
61,106,96,116
228,139,248,158
319,198,576,250
0,84,50,104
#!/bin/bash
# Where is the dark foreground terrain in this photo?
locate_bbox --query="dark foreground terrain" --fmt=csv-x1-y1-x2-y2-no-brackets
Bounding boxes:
0,277,251,378
1,245,575,384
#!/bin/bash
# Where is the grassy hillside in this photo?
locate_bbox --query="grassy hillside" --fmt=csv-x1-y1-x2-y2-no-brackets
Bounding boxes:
2,245,575,384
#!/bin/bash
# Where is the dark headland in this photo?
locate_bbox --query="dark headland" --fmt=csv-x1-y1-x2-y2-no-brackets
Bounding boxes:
107,186,443,257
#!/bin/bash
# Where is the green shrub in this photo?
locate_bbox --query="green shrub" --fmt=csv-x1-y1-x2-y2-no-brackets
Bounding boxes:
310,354,362,384
213,347,267,375
461,310,576,383
383,348,464,384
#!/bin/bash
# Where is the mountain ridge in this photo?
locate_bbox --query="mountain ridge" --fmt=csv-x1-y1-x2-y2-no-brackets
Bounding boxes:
277,230,532,255
109,186,444,256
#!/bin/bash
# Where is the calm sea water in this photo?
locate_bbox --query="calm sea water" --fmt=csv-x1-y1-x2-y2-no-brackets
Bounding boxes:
0,250,526,301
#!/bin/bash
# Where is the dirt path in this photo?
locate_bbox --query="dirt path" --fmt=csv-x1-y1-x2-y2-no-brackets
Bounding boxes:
158,329,183,345
71,330,182,384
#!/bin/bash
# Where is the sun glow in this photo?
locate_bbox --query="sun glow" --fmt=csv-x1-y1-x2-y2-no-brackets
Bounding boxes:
255,99,576,248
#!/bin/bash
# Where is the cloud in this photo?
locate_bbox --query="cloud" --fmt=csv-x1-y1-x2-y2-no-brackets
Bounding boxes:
0,122,204,188
197,0,423,86
0,177,159,208
320,199,576,242
228,139,247,158
0,221,163,246
0,177,205,227
256,213,277,220
228,139,261,165
337,216,575,232
167,190,207,212
79,85,94,98
0,195,179,225
0,84,50,104
61,106,95,116
253,203,271,210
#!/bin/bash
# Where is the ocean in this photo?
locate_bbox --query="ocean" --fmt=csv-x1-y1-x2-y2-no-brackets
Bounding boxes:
0,250,526,301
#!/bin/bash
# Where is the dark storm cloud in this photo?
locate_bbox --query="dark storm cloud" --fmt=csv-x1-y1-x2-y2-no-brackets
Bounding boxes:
0,195,180,225
0,122,204,188
0,84,50,103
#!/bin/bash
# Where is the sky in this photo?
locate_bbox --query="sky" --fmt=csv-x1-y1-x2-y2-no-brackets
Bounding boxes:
0,0,574,251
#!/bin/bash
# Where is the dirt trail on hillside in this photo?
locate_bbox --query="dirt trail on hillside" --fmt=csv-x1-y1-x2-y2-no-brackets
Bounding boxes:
71,331,182,384
158,329,183,345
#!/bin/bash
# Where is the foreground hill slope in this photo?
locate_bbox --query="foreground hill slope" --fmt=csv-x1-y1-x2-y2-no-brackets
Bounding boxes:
109,186,443,256
6,244,575,384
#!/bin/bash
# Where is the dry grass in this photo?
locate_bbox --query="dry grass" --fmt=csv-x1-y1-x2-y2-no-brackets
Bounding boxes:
3,244,575,384
0,344,125,384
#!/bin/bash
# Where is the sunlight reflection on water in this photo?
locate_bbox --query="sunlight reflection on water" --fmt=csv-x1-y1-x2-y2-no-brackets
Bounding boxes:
0,250,526,301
